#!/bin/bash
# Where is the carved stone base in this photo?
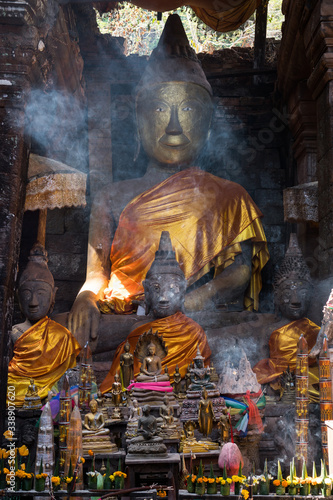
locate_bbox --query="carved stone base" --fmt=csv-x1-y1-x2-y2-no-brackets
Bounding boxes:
82,435,118,454
127,440,167,455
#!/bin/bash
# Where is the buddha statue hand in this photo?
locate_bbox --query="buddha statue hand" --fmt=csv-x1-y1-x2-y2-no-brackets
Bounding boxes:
68,290,100,345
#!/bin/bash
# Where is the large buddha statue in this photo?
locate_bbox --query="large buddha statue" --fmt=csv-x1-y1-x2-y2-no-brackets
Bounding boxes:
68,13,269,347
253,234,320,397
8,243,81,406
99,231,211,393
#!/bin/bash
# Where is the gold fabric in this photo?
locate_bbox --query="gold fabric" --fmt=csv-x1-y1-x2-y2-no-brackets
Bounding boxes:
8,317,81,406
99,311,211,393
103,167,269,313
192,0,261,32
253,318,320,385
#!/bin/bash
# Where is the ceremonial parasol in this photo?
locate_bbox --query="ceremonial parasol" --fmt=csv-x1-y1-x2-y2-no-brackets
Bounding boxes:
25,153,87,245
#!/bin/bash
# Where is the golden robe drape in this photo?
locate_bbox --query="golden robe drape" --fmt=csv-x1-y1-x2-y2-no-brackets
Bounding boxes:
99,311,211,394
8,317,81,406
253,318,320,385
192,0,261,33
103,167,269,313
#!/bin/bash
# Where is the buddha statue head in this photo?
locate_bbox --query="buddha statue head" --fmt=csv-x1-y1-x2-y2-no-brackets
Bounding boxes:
136,14,213,170
143,231,186,318
273,234,313,320
18,243,56,323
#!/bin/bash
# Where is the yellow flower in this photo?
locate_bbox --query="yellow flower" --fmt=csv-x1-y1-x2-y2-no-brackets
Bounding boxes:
65,477,73,484
18,445,29,457
241,489,249,499
191,475,197,483
80,457,85,464
208,478,215,483
21,463,26,471
26,473,32,479
52,476,61,486
157,491,167,497
0,448,10,459
197,477,204,484
220,479,226,485
3,430,13,440
3,468,9,474
109,474,115,481
88,450,94,456
227,478,232,484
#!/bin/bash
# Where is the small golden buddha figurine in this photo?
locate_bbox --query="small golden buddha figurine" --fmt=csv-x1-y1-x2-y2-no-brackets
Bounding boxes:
179,420,219,453
218,407,231,444
172,365,182,395
136,340,169,383
159,395,176,428
22,378,42,409
126,399,142,438
82,398,117,453
198,388,215,437
120,340,134,389
83,398,109,436
111,371,123,407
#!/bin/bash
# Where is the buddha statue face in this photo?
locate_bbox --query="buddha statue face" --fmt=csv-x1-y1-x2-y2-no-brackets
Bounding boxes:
144,273,186,318
275,278,312,320
18,280,55,323
136,82,213,168
89,399,98,413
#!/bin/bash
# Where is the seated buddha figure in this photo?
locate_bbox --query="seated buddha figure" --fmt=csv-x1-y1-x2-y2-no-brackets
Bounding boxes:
82,398,117,453
68,13,269,348
253,234,320,399
8,243,81,406
137,342,169,382
99,231,211,393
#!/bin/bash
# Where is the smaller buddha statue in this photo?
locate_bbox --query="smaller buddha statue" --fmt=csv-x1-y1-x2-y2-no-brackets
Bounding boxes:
82,398,117,453
8,243,81,406
128,405,167,455
22,379,42,409
187,346,218,396
185,365,191,391
136,341,169,382
111,372,123,407
159,395,176,427
218,408,231,445
198,388,215,437
172,365,182,395
120,341,134,389
83,398,109,436
125,399,142,438
179,420,219,453
209,362,219,384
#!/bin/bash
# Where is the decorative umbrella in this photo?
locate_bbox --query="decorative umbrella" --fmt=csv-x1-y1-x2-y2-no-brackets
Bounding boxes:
25,153,87,245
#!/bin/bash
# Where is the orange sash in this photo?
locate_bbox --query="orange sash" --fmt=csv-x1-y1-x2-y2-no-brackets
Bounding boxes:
8,317,81,405
99,311,211,393
103,167,269,313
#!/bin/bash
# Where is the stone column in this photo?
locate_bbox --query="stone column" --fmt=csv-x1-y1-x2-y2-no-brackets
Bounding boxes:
304,0,333,278
0,0,38,435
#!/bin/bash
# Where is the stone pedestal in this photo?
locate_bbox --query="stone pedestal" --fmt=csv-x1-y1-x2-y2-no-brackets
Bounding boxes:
125,453,180,500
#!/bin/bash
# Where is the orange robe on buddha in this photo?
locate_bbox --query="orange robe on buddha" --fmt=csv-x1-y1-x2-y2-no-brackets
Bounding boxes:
101,167,269,314
253,318,320,401
99,311,211,394
8,317,81,406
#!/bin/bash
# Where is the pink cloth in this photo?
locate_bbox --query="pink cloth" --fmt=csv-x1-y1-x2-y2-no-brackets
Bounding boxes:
128,381,173,392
